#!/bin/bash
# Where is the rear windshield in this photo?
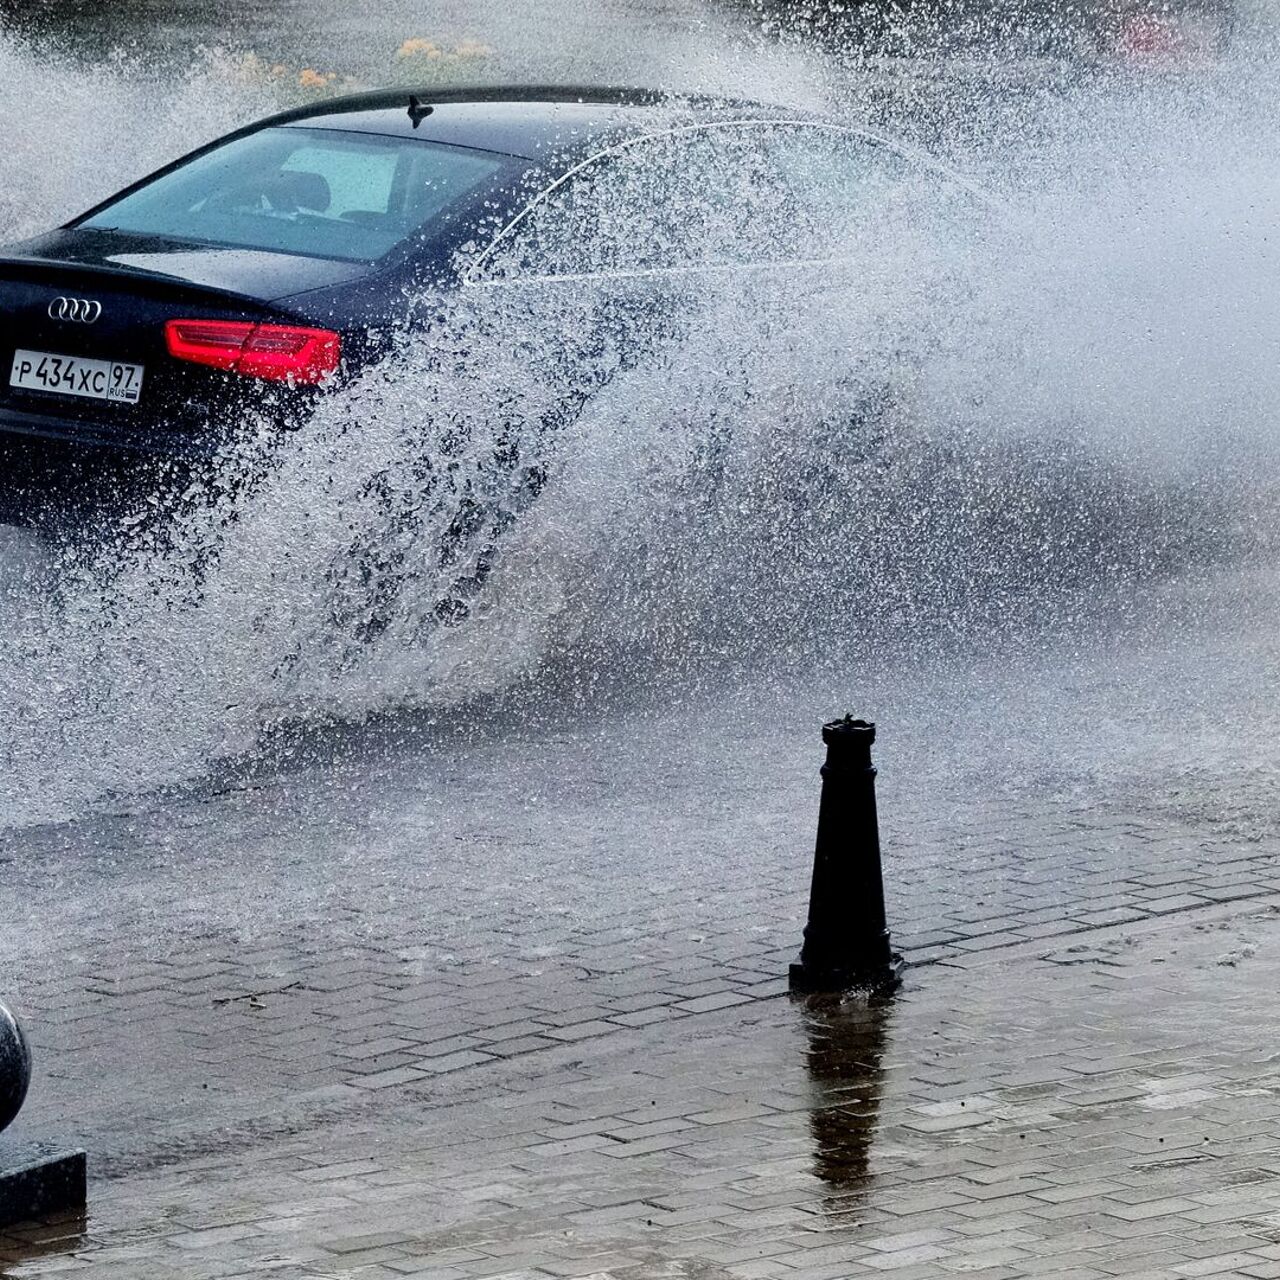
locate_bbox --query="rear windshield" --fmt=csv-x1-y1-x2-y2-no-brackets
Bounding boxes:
77,127,508,263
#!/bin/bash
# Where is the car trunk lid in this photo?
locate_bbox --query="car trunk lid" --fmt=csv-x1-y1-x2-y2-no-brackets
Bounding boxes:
0,231,360,451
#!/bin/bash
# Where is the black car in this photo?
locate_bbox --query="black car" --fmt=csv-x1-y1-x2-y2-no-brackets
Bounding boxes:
0,85,984,539
0,87,983,434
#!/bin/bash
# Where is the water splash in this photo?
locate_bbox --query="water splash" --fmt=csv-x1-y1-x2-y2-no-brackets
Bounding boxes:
1,24,1279,825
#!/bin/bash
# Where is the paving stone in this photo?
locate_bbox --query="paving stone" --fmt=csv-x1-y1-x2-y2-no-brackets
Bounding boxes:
9,734,1280,1278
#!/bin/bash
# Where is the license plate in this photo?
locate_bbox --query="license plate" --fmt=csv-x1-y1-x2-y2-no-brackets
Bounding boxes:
9,349,144,405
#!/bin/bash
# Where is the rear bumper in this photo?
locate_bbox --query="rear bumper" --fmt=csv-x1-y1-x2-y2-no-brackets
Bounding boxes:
0,430,157,529
0,403,222,460
0,388,321,528
0,402,242,531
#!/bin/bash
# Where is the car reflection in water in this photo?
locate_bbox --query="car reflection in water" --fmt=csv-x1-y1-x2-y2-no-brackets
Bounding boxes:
800,992,893,1215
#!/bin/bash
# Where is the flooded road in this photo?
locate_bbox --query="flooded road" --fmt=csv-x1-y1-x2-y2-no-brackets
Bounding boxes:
0,0,1279,924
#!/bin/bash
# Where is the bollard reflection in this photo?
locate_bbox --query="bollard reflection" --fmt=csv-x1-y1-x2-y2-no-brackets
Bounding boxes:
800,992,892,1205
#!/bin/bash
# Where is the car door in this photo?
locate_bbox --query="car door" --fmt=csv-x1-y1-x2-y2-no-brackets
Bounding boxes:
459,120,841,459
750,120,991,449
460,118,985,469
464,117,983,317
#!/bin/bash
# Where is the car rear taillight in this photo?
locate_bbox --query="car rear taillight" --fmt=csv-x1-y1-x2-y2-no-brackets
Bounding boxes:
165,319,341,385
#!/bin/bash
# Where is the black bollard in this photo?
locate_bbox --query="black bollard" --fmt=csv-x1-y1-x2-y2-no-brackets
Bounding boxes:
789,717,903,993
0,1001,86,1229
0,1004,30,1136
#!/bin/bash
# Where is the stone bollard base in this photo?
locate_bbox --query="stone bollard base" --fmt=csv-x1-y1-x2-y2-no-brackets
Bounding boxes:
789,952,906,996
0,1143,86,1228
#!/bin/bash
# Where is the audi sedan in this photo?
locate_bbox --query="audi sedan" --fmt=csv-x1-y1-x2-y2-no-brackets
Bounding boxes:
0,85,983,517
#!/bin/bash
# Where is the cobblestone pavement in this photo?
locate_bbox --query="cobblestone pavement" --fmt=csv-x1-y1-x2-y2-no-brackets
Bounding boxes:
4,564,1280,1277
9,888,1280,1278
2,760,1280,1277
8,758,1280,1175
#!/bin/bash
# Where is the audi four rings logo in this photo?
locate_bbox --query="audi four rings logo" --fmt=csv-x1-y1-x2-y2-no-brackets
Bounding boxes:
48,297,103,324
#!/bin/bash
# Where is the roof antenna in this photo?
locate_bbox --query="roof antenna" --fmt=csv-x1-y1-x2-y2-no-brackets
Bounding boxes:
407,95,434,128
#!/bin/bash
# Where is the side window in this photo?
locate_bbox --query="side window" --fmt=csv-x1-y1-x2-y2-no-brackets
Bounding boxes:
767,126,913,233
763,124,979,252
476,127,801,281
472,122,977,283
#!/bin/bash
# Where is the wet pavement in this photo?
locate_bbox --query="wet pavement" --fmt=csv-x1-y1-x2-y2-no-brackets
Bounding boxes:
0,0,742,85
8,871,1280,1277
2,558,1280,1275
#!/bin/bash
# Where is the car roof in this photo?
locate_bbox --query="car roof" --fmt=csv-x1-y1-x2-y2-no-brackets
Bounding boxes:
264,85,804,161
